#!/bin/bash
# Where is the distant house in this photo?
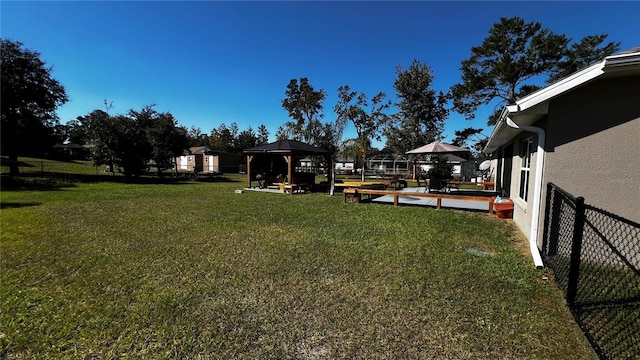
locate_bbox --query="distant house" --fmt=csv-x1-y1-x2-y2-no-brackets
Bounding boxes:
335,159,355,170
175,146,241,174
416,154,467,179
335,158,356,173
484,48,640,266
53,143,92,160
367,154,410,174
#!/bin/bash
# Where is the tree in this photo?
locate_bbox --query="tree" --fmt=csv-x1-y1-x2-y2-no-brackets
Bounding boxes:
451,127,484,149
257,124,270,145
274,125,289,142
236,127,258,151
451,17,620,126
451,127,489,163
334,85,391,181
281,78,327,143
451,17,568,125
209,123,238,153
89,105,187,179
339,138,367,171
385,59,448,156
186,126,209,147
62,116,91,145
88,112,151,179
145,112,189,176
1,39,68,175
547,34,620,84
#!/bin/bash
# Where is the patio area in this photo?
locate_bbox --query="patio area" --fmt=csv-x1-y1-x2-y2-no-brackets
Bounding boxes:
368,186,498,212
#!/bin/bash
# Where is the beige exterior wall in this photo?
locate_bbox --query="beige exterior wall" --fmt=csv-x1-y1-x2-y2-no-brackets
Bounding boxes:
492,75,640,248
541,76,640,228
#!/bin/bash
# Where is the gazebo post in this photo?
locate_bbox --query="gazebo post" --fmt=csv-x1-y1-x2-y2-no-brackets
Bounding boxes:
326,154,333,195
246,155,253,188
284,155,293,184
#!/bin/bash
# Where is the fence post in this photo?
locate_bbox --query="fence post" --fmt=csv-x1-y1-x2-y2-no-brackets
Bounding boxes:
542,183,553,255
545,184,563,256
567,196,585,306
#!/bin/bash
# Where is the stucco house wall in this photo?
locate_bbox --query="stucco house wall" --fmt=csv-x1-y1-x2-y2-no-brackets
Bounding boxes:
493,75,640,249
541,75,640,225
485,49,640,268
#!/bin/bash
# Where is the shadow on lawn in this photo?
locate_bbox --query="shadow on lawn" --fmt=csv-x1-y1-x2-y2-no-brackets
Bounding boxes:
0,173,241,191
1,202,41,209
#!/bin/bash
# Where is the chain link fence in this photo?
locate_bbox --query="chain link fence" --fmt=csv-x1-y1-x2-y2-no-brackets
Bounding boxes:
542,183,640,360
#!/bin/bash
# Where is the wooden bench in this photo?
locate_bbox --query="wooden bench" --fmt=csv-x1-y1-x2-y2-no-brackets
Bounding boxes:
343,188,361,203
344,188,496,215
447,181,496,191
383,179,408,190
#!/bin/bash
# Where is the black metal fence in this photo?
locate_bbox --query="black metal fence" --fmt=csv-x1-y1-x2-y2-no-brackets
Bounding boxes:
542,183,640,360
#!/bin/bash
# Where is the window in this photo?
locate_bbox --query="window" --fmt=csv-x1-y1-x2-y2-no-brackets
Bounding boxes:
519,137,532,202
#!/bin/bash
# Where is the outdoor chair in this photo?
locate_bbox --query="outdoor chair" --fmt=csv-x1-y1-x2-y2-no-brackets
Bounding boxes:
426,176,446,193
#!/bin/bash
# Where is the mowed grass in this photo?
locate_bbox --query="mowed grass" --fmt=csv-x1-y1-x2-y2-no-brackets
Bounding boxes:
1,170,596,358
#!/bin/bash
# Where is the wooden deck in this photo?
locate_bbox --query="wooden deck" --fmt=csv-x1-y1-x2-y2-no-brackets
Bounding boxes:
344,188,496,214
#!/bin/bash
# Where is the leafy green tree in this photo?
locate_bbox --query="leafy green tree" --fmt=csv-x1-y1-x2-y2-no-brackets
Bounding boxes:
83,110,116,169
451,127,484,149
385,59,448,156
209,123,238,153
186,126,209,147
63,116,91,145
88,106,187,179
451,17,568,125
257,124,270,145
146,112,189,176
281,78,327,143
451,17,620,126
274,125,289,142
236,127,258,151
339,138,367,171
90,112,151,179
547,34,620,84
334,85,391,181
1,39,68,175
451,127,489,163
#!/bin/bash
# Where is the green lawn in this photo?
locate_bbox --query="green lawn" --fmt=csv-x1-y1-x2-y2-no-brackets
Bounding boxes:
1,160,597,358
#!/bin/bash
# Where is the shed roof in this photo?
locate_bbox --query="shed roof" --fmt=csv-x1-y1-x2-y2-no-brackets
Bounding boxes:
189,146,214,155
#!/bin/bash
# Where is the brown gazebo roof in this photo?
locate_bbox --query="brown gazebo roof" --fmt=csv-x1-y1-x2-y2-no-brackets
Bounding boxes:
243,140,332,191
244,140,329,155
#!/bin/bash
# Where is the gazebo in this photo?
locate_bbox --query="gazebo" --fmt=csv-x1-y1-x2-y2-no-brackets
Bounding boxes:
243,140,332,191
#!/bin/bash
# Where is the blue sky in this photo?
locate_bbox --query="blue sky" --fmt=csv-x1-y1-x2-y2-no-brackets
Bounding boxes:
3,1,639,149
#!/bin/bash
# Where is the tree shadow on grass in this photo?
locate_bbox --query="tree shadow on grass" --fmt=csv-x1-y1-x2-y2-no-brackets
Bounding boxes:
0,175,77,191
192,175,241,183
1,172,242,191
0,202,41,209
0,158,35,168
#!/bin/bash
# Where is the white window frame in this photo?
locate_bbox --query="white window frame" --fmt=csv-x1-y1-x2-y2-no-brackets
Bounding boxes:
519,137,532,202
